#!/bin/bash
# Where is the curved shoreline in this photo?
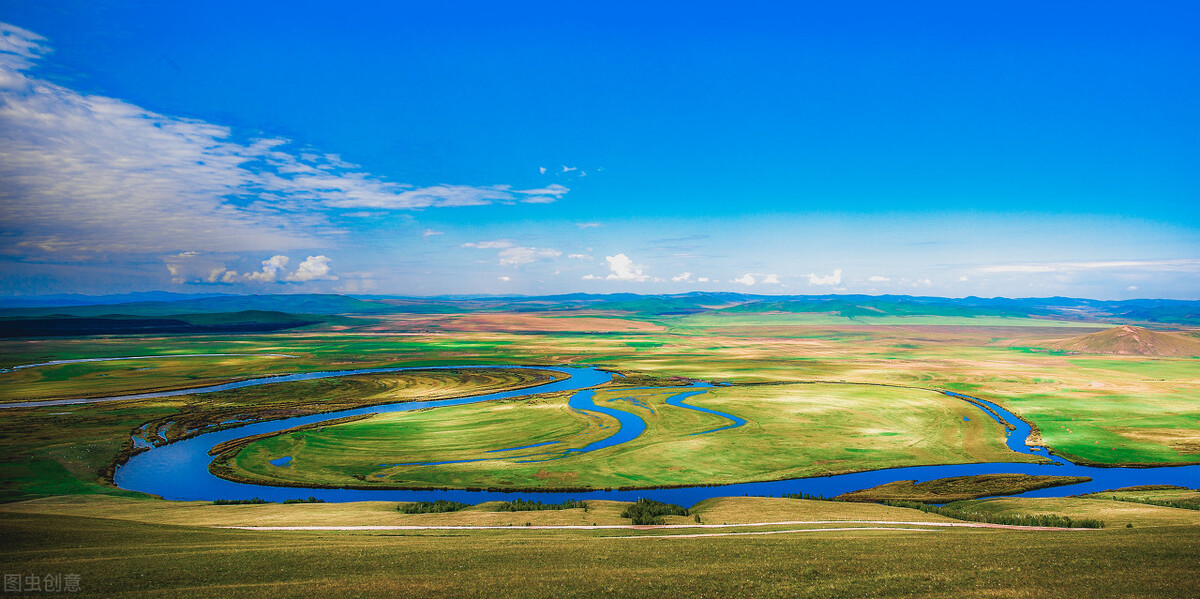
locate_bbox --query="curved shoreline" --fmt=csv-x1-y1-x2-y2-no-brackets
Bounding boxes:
87,364,1200,503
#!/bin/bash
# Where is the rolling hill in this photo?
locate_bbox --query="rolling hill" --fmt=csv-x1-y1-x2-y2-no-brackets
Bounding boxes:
1042,325,1200,357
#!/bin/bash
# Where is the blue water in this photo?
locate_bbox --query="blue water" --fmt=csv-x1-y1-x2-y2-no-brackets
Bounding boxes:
269,456,292,467
662,387,747,435
104,365,1200,506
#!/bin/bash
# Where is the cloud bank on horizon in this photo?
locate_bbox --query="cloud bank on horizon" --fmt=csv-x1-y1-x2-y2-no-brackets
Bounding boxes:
0,6,1196,299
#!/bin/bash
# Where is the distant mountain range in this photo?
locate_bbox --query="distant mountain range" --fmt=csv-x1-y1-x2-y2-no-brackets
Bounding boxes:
0,292,1197,327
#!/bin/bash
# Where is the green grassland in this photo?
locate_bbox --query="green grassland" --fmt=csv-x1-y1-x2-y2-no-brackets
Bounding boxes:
222,383,1034,491
0,311,1196,503
0,368,564,502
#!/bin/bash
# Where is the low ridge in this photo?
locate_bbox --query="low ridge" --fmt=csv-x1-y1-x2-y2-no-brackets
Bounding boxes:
1043,325,1200,357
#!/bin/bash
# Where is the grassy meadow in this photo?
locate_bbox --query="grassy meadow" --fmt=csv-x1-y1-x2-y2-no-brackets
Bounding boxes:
225,382,1031,490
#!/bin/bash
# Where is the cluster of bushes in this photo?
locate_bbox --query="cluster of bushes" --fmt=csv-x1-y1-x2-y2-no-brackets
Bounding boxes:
882,500,1105,529
494,499,587,512
212,498,268,505
782,492,835,502
1100,496,1199,511
621,498,688,525
283,497,327,504
399,500,471,514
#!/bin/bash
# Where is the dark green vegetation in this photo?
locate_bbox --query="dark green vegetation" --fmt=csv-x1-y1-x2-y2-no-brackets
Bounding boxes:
0,311,328,337
399,500,470,514
837,474,1092,503
4,511,1199,597
879,500,1106,529
212,498,268,505
1079,486,1200,511
494,499,588,512
621,498,689,525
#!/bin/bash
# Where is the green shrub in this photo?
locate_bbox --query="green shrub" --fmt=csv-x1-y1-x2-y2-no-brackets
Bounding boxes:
212,498,267,505
621,498,688,525
282,497,326,504
493,499,587,512
399,500,471,514
882,500,1104,529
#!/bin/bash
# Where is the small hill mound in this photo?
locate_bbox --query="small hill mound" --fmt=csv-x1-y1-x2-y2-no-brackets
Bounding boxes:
1044,325,1200,357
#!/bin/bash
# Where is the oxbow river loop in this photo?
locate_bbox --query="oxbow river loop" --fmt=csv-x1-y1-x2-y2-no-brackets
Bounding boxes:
39,363,1191,504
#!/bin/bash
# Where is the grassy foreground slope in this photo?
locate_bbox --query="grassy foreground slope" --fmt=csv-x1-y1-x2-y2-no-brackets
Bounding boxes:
223,383,1032,490
2,509,1198,598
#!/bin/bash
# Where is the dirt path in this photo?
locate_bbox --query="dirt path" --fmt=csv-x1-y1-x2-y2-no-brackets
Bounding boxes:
222,519,1098,532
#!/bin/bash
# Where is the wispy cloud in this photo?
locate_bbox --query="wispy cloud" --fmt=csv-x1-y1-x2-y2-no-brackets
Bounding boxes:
672,272,693,282
976,259,1200,274
463,239,560,267
574,222,602,229
0,23,567,258
807,269,843,286
422,228,444,237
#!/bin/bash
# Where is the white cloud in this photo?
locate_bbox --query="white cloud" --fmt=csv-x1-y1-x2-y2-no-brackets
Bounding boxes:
868,275,890,282
499,275,511,282
761,274,780,284
604,253,649,282
958,275,969,282
245,255,290,282
697,276,710,283
567,253,592,260
581,274,601,280
286,255,336,281
672,272,693,282
0,24,569,257
538,167,547,174
164,251,230,284
497,246,561,267
422,229,444,237
574,222,602,229
732,274,756,286
807,269,843,286
463,239,559,267
561,165,577,173
1127,285,1139,291
462,240,516,249
167,252,336,284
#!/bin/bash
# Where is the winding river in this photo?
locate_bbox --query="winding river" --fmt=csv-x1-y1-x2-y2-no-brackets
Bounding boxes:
12,362,1198,504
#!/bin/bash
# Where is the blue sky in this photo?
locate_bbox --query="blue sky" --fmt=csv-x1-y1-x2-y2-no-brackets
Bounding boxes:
0,1,1197,299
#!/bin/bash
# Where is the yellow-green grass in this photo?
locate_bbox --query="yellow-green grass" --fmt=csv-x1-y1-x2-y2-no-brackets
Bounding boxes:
1080,485,1200,504
0,495,965,529
223,383,1036,491
952,496,1200,528
836,474,1092,503
2,510,1199,598
0,368,564,502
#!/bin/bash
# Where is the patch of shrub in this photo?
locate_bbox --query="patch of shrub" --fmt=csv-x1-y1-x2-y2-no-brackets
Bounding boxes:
212,498,268,505
621,498,688,525
882,500,1104,529
399,500,471,514
493,499,587,512
283,497,326,504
